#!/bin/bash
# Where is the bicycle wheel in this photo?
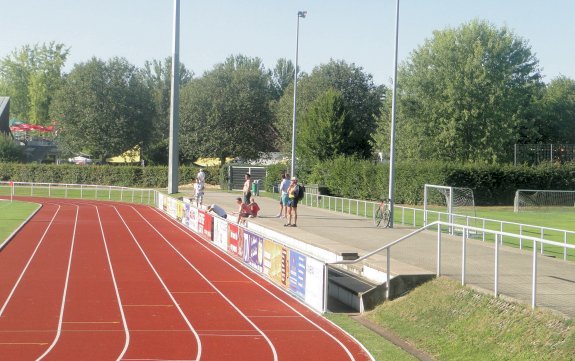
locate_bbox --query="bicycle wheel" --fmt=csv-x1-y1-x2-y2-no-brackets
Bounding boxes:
381,209,391,228
374,207,384,227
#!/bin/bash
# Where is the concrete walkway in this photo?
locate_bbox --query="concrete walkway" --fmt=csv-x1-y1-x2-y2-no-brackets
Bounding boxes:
198,190,575,318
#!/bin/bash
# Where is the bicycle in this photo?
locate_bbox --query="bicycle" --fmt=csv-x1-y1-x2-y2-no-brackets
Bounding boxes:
373,199,391,228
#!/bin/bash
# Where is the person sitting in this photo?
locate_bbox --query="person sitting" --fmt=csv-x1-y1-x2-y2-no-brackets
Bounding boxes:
234,197,251,224
248,197,260,218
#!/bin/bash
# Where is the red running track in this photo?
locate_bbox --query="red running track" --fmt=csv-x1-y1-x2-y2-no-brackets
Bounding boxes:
0,197,373,361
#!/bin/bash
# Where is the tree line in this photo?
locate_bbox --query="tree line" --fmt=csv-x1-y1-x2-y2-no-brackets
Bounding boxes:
1,20,574,172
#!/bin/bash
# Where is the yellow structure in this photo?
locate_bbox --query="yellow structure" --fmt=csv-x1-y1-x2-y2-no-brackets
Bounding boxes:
106,146,141,164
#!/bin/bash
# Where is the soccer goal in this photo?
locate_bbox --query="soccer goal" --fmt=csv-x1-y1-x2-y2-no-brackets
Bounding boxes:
514,189,575,212
423,184,477,229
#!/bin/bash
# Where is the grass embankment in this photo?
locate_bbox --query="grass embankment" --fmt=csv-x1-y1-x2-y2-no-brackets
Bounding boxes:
329,277,574,361
0,200,39,246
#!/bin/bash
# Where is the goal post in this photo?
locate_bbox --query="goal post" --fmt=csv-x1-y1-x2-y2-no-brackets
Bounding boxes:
514,189,575,212
423,184,477,227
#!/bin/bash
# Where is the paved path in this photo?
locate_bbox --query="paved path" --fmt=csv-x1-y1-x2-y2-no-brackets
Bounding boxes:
198,190,575,318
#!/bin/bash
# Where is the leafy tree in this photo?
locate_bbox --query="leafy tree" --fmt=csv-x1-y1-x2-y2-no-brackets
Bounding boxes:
0,42,69,124
270,58,294,100
140,57,193,164
179,55,275,164
275,60,384,159
535,76,575,144
50,57,154,160
0,134,22,163
388,19,543,163
298,89,348,162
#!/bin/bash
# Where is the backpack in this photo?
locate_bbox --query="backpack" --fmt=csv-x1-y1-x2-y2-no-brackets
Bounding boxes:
295,184,305,201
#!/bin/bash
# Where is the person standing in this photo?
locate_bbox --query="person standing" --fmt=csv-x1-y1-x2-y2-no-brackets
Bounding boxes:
194,179,204,206
276,173,290,218
197,168,206,186
242,173,251,204
285,177,300,227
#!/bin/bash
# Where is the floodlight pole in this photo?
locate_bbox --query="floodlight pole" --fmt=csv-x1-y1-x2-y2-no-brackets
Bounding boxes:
291,10,306,178
168,0,180,194
388,0,400,227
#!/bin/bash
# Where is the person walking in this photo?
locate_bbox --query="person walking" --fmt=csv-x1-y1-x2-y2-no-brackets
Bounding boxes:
276,173,290,218
194,179,204,206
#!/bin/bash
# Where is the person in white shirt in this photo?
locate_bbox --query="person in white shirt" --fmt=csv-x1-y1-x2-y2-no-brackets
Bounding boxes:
276,173,290,218
197,168,206,185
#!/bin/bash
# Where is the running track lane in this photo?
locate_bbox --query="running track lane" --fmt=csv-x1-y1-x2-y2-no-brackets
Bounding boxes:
0,197,373,360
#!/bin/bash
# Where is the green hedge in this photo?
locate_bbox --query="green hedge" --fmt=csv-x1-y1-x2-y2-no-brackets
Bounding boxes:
0,163,221,189
2,160,575,205
305,157,575,206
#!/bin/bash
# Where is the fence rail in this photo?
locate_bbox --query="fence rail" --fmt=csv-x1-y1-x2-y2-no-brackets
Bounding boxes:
302,192,575,261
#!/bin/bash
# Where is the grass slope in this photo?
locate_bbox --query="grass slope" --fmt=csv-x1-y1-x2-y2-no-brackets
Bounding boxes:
363,277,574,361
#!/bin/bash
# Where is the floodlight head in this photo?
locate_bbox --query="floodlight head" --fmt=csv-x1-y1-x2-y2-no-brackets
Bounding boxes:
298,11,307,18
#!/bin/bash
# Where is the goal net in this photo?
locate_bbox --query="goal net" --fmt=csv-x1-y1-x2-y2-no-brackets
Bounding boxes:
514,189,575,212
423,184,477,229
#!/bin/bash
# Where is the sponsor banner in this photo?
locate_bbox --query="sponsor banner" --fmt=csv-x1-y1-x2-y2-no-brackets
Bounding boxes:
167,197,178,219
289,250,306,299
304,257,325,312
213,217,228,250
200,211,213,240
244,230,264,272
176,201,184,222
228,223,245,258
189,207,199,233
263,239,286,287
183,202,191,227
157,193,165,210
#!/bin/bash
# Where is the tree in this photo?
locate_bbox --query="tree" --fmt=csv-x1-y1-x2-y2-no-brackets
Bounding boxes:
140,57,193,164
179,55,275,164
0,42,69,124
50,57,154,160
0,134,22,163
275,60,384,159
298,89,348,162
270,58,294,100
389,19,543,163
535,76,575,144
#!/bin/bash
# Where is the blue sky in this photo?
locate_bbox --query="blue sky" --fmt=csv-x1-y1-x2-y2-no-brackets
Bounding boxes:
1,1,573,85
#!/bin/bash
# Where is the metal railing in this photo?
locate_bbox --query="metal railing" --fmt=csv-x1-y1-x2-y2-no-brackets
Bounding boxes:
0,181,158,206
302,192,575,261
329,221,575,310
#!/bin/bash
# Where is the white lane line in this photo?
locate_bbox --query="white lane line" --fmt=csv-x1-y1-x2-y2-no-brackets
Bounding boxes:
112,206,202,361
0,204,61,318
128,205,278,361
151,206,358,361
95,206,130,361
37,204,79,360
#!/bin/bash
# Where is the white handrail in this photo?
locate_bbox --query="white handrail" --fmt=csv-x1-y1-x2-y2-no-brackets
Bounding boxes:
328,220,575,309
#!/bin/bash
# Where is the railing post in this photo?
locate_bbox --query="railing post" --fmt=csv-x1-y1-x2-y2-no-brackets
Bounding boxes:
564,232,568,261
532,240,538,309
386,249,391,300
437,226,442,276
323,263,329,313
494,234,499,297
461,228,466,285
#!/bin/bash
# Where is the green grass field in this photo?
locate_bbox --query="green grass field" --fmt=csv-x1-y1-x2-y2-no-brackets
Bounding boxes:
0,200,40,246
